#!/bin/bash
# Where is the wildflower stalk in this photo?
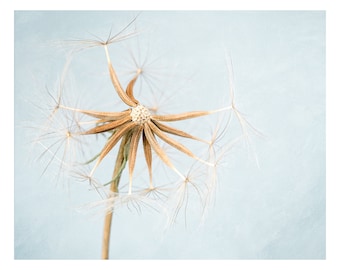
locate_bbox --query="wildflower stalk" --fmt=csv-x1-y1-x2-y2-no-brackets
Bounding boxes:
101,134,131,259
34,17,258,259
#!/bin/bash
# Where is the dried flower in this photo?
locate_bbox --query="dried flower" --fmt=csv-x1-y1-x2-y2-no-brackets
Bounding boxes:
34,16,259,259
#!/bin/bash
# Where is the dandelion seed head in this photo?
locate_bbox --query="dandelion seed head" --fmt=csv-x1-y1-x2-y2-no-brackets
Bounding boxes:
130,104,151,125
31,17,259,255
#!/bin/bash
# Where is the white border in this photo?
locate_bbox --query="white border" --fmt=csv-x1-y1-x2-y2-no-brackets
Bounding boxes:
3,1,339,269
7,0,334,10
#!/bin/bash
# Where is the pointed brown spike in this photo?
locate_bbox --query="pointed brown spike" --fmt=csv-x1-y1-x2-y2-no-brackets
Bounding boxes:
148,121,196,160
143,123,173,168
104,45,138,107
151,110,214,122
142,130,153,185
81,109,131,121
83,116,132,135
152,120,208,144
143,123,186,180
125,73,140,104
128,126,143,181
60,105,131,121
151,107,231,122
148,121,213,166
95,121,135,169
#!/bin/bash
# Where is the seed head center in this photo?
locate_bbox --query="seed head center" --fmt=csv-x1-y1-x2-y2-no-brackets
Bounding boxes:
131,104,151,125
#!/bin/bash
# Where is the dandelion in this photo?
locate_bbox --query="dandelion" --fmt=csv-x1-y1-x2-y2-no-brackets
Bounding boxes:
34,15,258,259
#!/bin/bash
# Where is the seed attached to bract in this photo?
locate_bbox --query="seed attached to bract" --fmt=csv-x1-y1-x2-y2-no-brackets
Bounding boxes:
131,104,151,125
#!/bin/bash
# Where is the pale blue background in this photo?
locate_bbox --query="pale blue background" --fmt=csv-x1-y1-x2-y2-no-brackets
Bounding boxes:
14,11,325,259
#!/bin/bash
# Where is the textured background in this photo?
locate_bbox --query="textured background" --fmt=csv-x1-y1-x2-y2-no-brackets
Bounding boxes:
14,11,325,259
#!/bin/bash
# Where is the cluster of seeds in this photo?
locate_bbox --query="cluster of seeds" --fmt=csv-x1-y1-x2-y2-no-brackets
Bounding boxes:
130,104,151,125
